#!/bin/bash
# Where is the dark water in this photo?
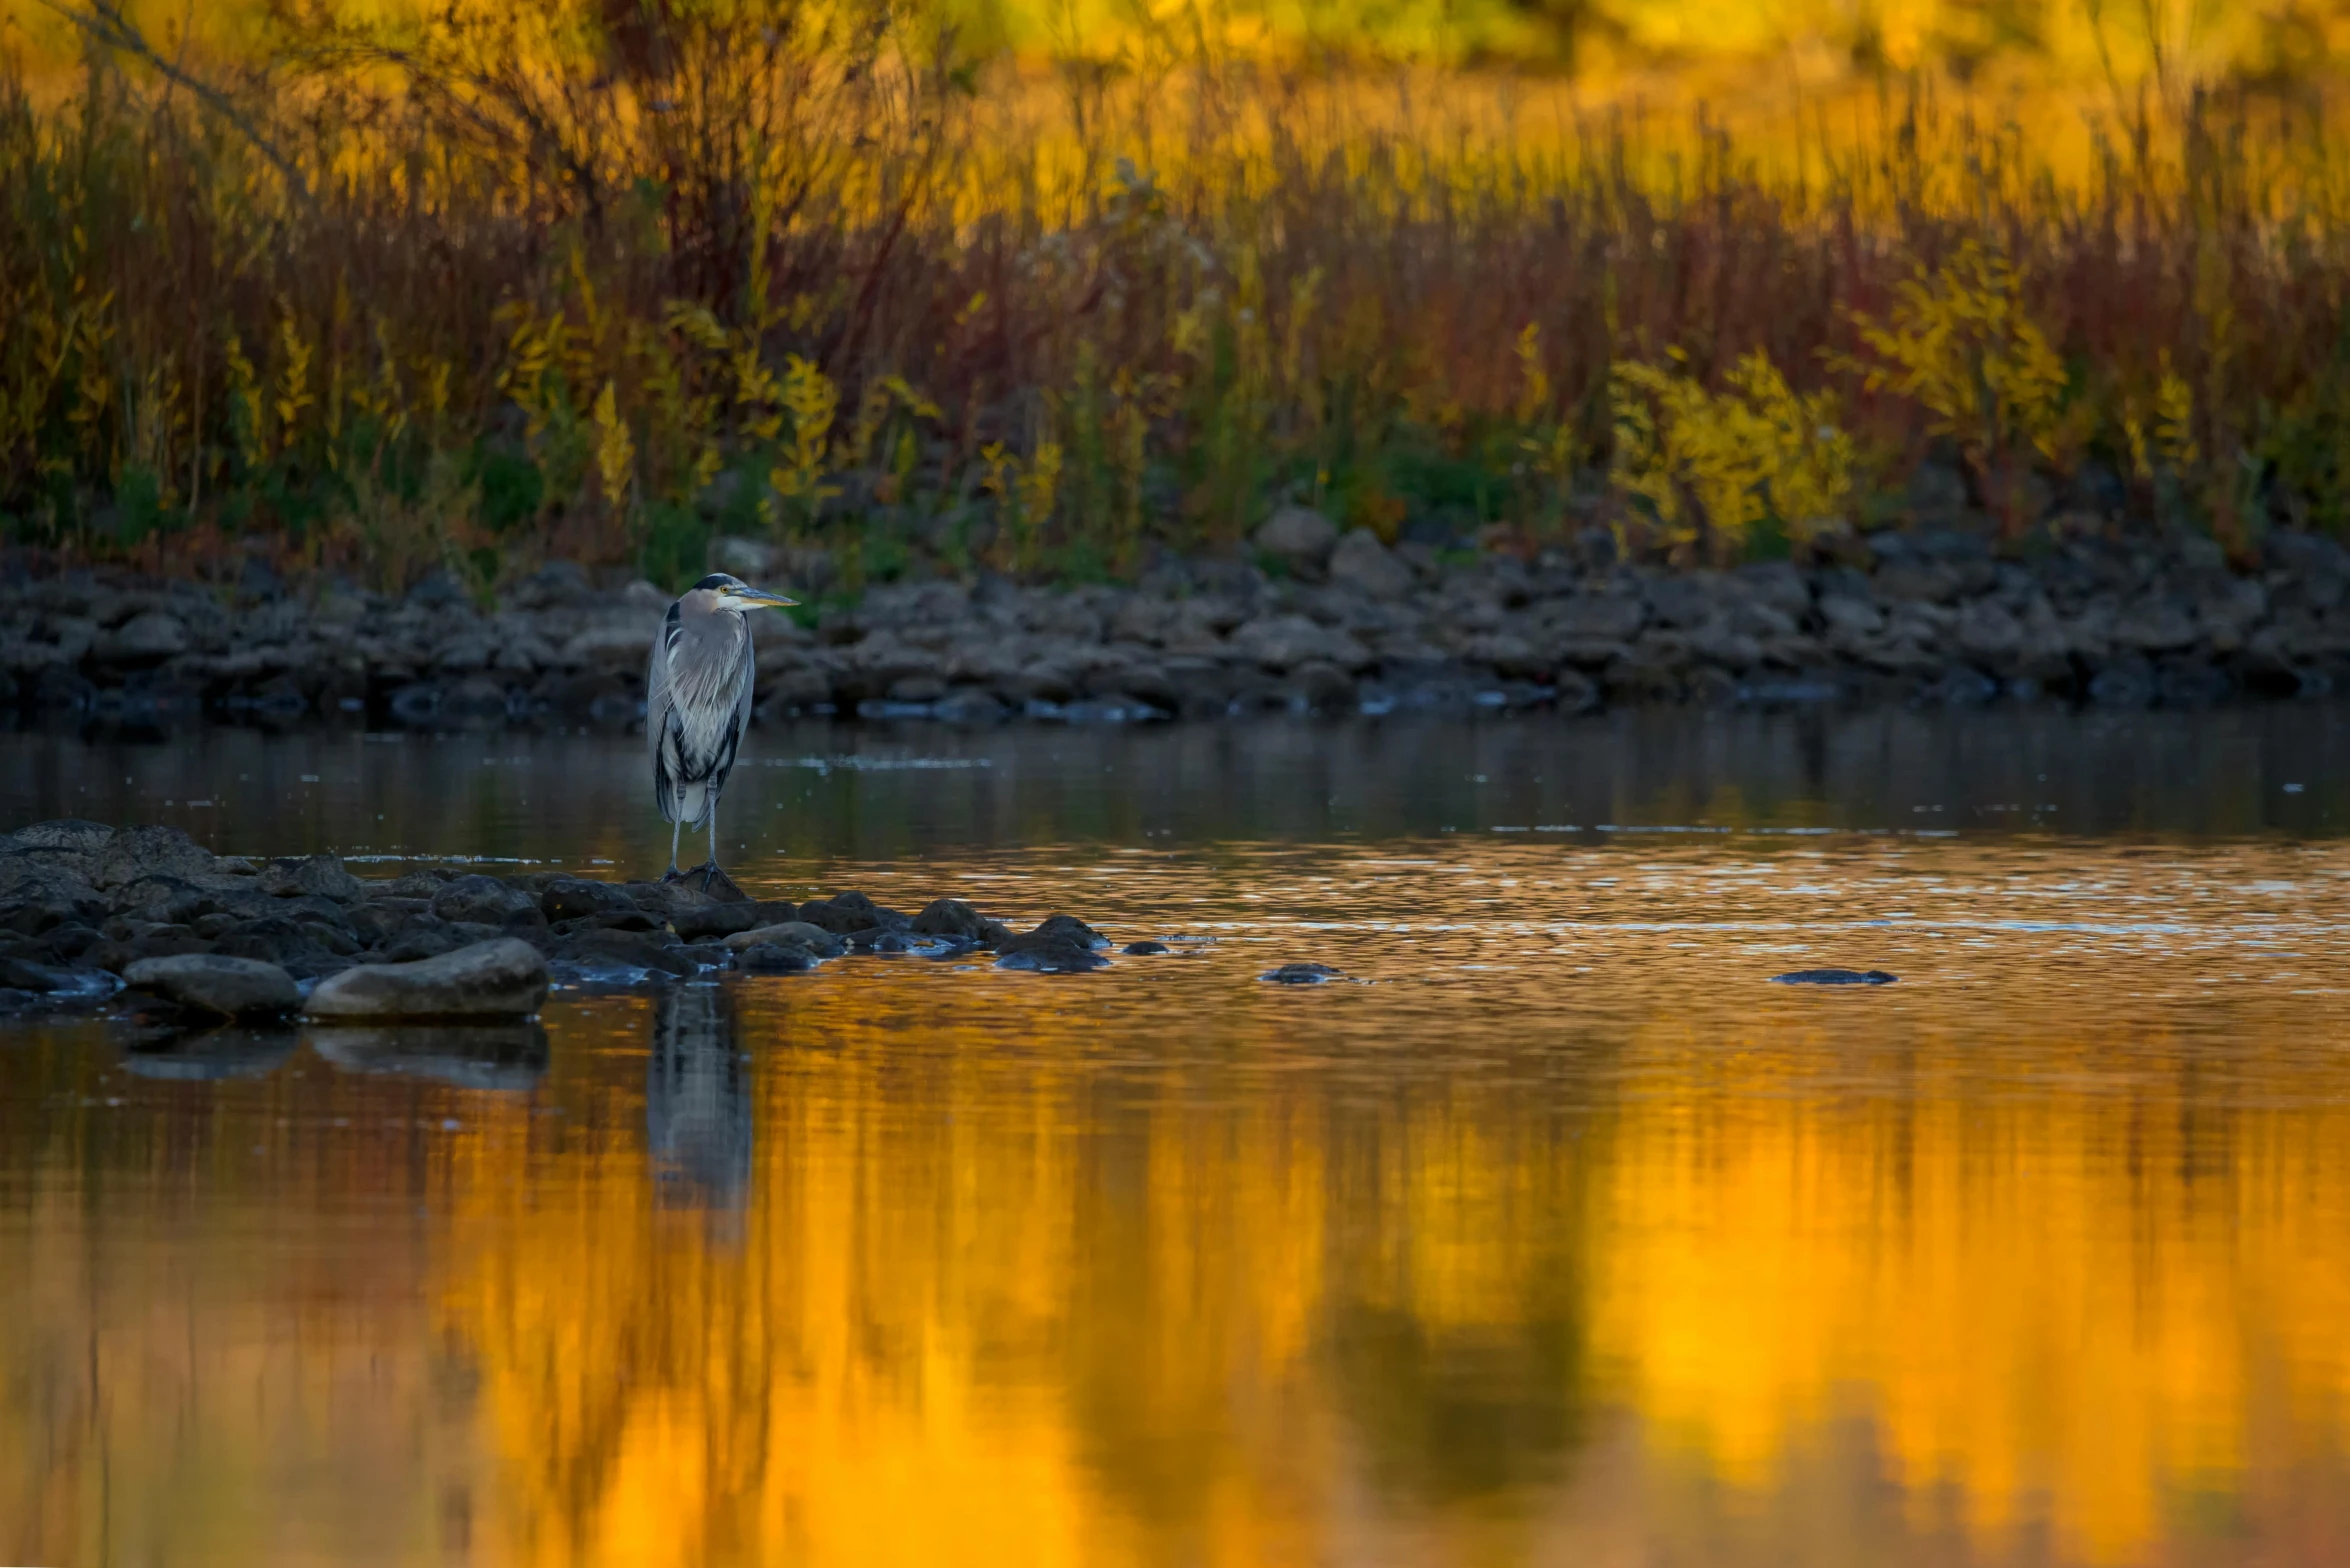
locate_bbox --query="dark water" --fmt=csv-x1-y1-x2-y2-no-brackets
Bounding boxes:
5,705,2350,1567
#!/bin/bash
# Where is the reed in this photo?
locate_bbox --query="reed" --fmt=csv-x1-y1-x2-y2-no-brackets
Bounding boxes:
4,0,2349,590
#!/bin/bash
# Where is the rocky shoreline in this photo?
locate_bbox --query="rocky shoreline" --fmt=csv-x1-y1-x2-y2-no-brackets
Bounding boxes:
8,509,2350,729
0,820,1161,1027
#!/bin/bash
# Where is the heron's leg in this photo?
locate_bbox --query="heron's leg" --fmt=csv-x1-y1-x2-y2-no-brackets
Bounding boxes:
664,817,682,880
701,803,721,889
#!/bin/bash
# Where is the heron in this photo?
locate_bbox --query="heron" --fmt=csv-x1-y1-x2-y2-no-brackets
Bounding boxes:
647,572,798,884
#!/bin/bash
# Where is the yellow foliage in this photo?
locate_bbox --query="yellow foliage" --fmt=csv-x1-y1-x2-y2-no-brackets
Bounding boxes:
274,303,314,457
1610,349,1858,559
767,354,841,530
2124,355,2199,479
592,379,635,512
1842,239,2077,470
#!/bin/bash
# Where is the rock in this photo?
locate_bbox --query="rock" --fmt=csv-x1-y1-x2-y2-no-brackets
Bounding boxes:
1275,660,1349,711
210,916,323,965
305,937,550,1021
1253,505,1340,578
1328,530,1414,599
380,927,468,963
3,820,114,854
1122,940,1170,955
1770,969,1898,985
0,883,108,936
1261,962,1342,984
258,853,367,903
122,954,300,1019
507,561,591,610
93,825,218,890
722,921,846,957
111,874,221,925
94,611,188,664
2108,597,2201,653
671,901,762,941
430,874,542,927
709,535,777,578
909,898,1010,946
1028,914,1107,949
993,941,1110,973
1541,601,1654,648
798,892,906,934
1230,615,1372,672
934,688,1010,725
736,942,816,973
555,927,697,977
0,957,111,996
541,875,640,922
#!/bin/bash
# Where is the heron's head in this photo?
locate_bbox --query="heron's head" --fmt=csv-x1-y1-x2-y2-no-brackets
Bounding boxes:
689,573,798,613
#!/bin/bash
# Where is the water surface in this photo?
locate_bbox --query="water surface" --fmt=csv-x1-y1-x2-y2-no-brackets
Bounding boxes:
4,706,2350,1566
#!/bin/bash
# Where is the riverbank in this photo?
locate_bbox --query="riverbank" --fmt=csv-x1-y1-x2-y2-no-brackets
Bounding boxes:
6,513,2348,730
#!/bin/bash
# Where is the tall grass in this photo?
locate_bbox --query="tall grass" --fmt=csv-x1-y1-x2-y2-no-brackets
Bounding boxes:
5,0,2350,591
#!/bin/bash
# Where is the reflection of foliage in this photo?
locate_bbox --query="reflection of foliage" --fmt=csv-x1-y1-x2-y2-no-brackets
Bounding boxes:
1329,1301,1590,1501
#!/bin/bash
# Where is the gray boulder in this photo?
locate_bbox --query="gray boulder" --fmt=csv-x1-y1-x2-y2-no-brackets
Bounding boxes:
1253,505,1339,578
723,921,848,958
3,820,114,854
910,898,1011,946
259,853,367,903
305,937,550,1021
1328,530,1414,600
671,900,762,941
123,954,300,1020
94,611,189,664
541,875,639,922
431,874,541,927
94,825,218,890
1229,615,1373,672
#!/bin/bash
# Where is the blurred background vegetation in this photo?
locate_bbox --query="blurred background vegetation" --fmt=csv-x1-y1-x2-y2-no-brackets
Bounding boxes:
4,0,2350,592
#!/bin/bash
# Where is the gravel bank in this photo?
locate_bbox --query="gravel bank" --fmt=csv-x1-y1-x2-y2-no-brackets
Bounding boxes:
7,513,2348,728
0,820,1123,1021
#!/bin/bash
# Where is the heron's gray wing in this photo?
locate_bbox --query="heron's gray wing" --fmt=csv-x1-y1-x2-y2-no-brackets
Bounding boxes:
664,607,755,789
647,604,682,820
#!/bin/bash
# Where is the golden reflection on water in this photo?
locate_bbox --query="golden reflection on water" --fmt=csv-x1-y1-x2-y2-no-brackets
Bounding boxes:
7,837,2350,1566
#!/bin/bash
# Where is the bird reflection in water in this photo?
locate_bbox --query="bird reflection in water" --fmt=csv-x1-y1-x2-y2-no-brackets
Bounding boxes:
648,982,751,1213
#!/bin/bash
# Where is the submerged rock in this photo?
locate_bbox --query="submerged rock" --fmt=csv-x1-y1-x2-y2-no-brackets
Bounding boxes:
737,942,817,973
1122,940,1171,955
1260,962,1343,984
993,941,1110,973
910,897,1011,946
305,937,550,1020
1769,968,1899,986
723,921,846,958
1026,914,1107,950
122,953,300,1020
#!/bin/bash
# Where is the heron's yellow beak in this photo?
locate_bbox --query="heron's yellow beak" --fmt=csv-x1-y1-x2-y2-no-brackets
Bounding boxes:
724,585,799,610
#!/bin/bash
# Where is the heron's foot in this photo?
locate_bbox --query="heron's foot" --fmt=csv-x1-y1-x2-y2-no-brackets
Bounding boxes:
681,859,722,892
661,864,685,883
